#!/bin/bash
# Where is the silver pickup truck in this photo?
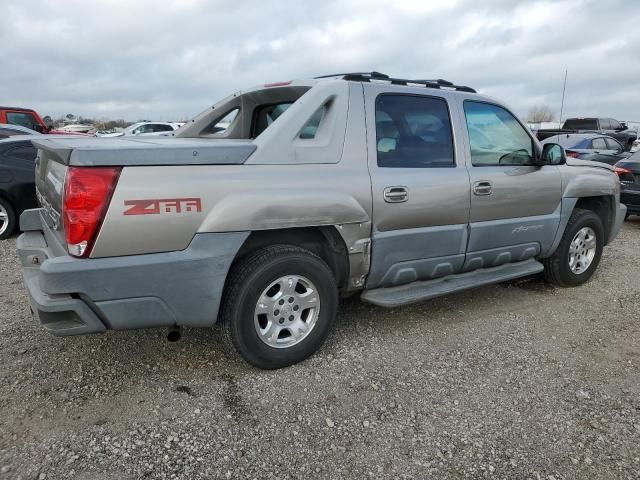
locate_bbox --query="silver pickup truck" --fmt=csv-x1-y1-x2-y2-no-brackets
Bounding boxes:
17,72,626,369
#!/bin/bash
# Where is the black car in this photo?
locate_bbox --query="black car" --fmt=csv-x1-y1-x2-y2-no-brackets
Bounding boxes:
615,151,640,219
0,137,38,239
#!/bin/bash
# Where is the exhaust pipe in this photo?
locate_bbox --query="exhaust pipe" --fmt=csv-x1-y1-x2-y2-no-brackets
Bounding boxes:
167,326,181,342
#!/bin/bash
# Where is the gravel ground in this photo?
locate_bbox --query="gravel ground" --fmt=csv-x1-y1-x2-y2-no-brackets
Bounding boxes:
1,222,639,480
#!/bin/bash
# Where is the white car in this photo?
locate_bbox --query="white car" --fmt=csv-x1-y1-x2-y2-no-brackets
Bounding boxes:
97,122,182,138
631,139,640,153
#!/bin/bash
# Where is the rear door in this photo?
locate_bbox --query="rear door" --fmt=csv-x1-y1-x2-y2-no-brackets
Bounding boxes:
365,84,471,288
461,100,562,270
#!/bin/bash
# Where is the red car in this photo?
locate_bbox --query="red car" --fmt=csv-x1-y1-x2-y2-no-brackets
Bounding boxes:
0,106,88,135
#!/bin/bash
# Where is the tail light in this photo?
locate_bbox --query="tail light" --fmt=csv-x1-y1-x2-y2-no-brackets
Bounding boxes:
63,166,121,257
565,150,580,158
614,166,635,184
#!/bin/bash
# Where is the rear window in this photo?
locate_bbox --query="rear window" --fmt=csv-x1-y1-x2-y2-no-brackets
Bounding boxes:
252,102,293,137
563,119,598,130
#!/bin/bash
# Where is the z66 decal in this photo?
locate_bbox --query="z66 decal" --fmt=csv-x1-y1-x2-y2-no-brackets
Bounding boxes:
124,198,202,215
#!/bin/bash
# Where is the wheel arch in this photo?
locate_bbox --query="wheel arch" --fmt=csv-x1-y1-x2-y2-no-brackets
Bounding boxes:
543,195,615,258
231,226,351,291
0,189,16,208
574,195,615,245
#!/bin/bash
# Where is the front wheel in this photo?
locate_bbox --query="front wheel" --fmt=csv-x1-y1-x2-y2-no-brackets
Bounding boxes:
221,245,338,369
542,208,604,287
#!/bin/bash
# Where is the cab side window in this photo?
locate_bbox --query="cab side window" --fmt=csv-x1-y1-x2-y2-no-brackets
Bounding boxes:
464,101,535,166
6,112,39,131
375,94,455,168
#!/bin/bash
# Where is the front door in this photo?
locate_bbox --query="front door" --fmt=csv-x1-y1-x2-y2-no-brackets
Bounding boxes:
461,100,562,270
365,85,471,288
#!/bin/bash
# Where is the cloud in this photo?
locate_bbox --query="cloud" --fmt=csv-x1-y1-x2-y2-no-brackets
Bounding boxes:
0,0,638,122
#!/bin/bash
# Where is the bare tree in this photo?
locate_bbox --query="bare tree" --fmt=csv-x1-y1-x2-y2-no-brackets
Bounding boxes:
527,105,555,123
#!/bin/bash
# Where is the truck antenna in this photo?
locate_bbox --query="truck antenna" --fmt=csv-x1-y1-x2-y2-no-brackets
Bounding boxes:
558,70,568,128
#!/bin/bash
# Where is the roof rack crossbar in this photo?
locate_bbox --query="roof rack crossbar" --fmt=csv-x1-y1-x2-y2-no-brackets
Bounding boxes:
314,72,476,93
315,71,389,80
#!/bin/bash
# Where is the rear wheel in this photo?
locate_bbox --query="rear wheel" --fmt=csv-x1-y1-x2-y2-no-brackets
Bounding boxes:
0,198,16,240
221,245,338,369
542,208,604,287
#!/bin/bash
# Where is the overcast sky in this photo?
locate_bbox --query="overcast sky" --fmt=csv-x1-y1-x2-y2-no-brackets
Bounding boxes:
1,0,639,123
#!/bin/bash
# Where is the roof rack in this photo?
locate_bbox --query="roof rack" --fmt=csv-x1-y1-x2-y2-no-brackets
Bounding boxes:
314,72,476,93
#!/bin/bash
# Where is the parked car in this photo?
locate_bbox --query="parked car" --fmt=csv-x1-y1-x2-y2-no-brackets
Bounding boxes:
96,121,181,137
541,133,632,165
614,151,640,219
0,123,42,139
631,138,640,153
537,117,638,150
17,72,626,369
0,106,87,136
0,137,38,239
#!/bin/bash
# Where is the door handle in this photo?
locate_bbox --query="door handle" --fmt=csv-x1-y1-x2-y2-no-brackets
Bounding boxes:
473,181,492,196
383,186,408,203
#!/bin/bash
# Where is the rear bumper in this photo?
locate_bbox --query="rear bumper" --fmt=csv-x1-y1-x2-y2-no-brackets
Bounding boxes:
17,209,248,336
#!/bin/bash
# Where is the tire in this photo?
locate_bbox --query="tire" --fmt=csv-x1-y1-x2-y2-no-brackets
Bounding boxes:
0,198,16,240
221,245,338,369
542,208,604,287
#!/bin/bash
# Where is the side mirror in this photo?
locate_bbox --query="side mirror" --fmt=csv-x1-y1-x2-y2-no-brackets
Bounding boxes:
541,143,566,165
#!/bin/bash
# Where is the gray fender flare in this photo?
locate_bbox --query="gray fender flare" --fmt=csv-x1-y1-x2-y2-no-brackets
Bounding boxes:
540,197,578,258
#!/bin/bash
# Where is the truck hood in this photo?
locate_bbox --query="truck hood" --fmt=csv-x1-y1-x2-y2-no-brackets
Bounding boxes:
565,157,614,171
